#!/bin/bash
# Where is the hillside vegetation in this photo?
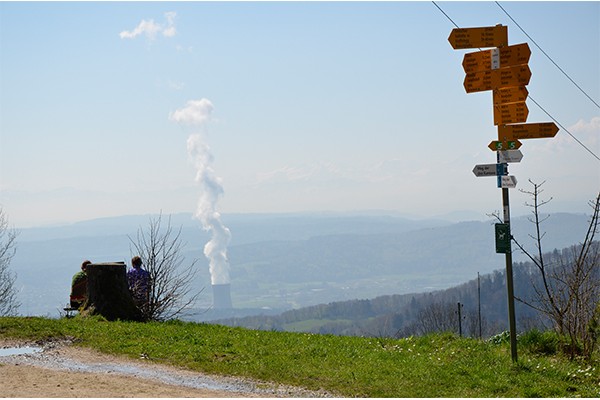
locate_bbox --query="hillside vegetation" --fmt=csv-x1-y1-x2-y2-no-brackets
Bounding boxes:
1,316,599,397
209,244,588,339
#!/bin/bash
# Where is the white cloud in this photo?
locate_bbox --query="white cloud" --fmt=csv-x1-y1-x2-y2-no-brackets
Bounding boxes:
120,12,177,40
537,116,600,153
163,11,177,37
167,79,185,91
569,116,600,136
169,99,214,126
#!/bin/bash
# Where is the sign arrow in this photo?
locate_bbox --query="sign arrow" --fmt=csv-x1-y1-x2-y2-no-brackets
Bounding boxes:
473,163,508,177
498,150,523,163
488,139,522,151
498,175,518,189
493,86,528,105
498,122,559,141
463,43,531,73
464,64,532,93
449,25,508,50
494,102,529,125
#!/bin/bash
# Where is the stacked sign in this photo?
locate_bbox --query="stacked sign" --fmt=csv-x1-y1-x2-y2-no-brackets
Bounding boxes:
449,24,559,189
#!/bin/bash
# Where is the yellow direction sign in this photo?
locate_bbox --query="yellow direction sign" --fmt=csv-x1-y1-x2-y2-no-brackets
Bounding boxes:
449,25,508,49
493,86,528,105
489,139,522,151
494,102,529,125
463,43,531,73
464,64,531,93
498,122,559,141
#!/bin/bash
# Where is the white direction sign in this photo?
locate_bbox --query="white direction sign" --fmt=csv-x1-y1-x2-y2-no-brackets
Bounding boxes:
498,150,523,163
499,175,518,188
473,163,507,177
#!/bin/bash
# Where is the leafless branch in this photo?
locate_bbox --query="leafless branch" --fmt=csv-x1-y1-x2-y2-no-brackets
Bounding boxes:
128,213,203,321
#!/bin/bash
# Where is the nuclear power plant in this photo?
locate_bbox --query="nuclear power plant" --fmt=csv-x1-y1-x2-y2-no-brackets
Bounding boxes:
212,283,233,309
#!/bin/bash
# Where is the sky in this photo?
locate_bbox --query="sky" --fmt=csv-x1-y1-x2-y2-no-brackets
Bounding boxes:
0,1,598,228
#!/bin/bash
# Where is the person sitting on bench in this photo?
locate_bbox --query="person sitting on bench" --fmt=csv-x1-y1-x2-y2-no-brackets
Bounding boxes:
70,260,91,309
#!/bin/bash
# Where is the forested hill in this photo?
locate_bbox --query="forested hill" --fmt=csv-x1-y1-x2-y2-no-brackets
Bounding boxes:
214,243,590,338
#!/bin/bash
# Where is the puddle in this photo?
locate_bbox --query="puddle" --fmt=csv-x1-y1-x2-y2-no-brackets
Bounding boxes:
0,346,43,357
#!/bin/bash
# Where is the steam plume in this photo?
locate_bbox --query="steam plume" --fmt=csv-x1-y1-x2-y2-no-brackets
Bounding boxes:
170,99,231,285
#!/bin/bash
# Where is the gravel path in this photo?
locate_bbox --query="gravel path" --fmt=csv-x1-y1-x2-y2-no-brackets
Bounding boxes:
0,338,332,398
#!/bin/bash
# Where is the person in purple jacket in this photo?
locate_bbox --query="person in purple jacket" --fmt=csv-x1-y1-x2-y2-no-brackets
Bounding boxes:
127,256,150,308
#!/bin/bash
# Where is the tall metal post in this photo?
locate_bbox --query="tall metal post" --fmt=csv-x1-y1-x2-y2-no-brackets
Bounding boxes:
477,272,482,339
502,186,518,362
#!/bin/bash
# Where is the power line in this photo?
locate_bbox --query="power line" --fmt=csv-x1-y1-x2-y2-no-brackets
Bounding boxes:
528,95,600,162
495,1,600,110
432,1,600,162
432,1,459,29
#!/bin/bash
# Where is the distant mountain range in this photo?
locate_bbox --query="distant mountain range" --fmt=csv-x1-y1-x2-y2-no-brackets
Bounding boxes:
10,211,593,318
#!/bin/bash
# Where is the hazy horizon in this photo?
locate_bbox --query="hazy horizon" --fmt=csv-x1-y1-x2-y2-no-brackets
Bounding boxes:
1,2,598,228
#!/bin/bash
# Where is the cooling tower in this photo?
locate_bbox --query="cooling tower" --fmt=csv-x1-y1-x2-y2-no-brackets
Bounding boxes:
212,283,233,309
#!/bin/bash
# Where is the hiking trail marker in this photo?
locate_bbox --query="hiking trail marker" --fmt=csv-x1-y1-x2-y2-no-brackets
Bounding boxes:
472,163,508,177
449,23,561,364
448,25,508,49
498,150,523,164
498,122,559,141
498,175,518,189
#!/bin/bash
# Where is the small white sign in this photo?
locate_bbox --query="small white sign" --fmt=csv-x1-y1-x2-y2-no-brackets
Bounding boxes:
500,175,518,188
498,150,523,163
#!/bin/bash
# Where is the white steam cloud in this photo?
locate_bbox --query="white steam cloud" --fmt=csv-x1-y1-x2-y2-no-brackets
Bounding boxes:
170,98,231,285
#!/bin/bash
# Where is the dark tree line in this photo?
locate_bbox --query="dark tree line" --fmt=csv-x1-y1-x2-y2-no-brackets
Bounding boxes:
216,238,600,341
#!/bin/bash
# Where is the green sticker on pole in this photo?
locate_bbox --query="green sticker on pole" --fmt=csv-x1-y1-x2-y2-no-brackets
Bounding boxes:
495,223,511,254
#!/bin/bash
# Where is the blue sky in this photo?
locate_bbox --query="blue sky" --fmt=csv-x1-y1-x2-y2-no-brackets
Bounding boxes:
1,1,598,228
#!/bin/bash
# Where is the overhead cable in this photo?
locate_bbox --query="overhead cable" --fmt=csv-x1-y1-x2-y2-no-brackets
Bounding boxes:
528,95,600,162
495,1,600,110
432,1,600,162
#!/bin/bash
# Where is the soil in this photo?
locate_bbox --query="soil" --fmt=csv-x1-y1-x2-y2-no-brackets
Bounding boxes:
0,338,331,398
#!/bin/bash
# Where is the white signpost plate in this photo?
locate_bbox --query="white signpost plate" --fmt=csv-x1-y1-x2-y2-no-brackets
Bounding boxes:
473,163,507,177
498,150,523,163
499,175,518,188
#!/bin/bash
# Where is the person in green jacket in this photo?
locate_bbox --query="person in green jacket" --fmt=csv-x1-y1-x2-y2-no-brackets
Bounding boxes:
70,260,91,308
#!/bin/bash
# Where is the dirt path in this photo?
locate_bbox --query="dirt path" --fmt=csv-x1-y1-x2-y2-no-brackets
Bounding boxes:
0,339,330,398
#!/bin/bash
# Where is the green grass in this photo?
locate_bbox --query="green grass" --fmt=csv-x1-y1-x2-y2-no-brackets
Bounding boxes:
1,316,599,397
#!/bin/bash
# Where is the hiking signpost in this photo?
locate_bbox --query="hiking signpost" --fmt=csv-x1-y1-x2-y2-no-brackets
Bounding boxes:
448,24,559,363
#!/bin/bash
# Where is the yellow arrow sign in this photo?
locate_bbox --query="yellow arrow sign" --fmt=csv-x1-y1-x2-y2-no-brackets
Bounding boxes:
463,43,531,73
498,122,560,140
464,65,532,93
494,102,529,125
493,86,529,105
449,25,508,49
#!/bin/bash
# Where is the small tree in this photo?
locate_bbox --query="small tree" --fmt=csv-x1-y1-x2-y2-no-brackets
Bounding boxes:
0,208,19,316
415,301,458,335
511,181,600,358
129,214,202,321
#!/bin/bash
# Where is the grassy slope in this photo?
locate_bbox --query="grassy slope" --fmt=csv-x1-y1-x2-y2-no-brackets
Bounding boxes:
1,316,599,397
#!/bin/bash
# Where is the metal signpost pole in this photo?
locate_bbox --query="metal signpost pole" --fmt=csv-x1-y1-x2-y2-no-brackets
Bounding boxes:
501,184,518,363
